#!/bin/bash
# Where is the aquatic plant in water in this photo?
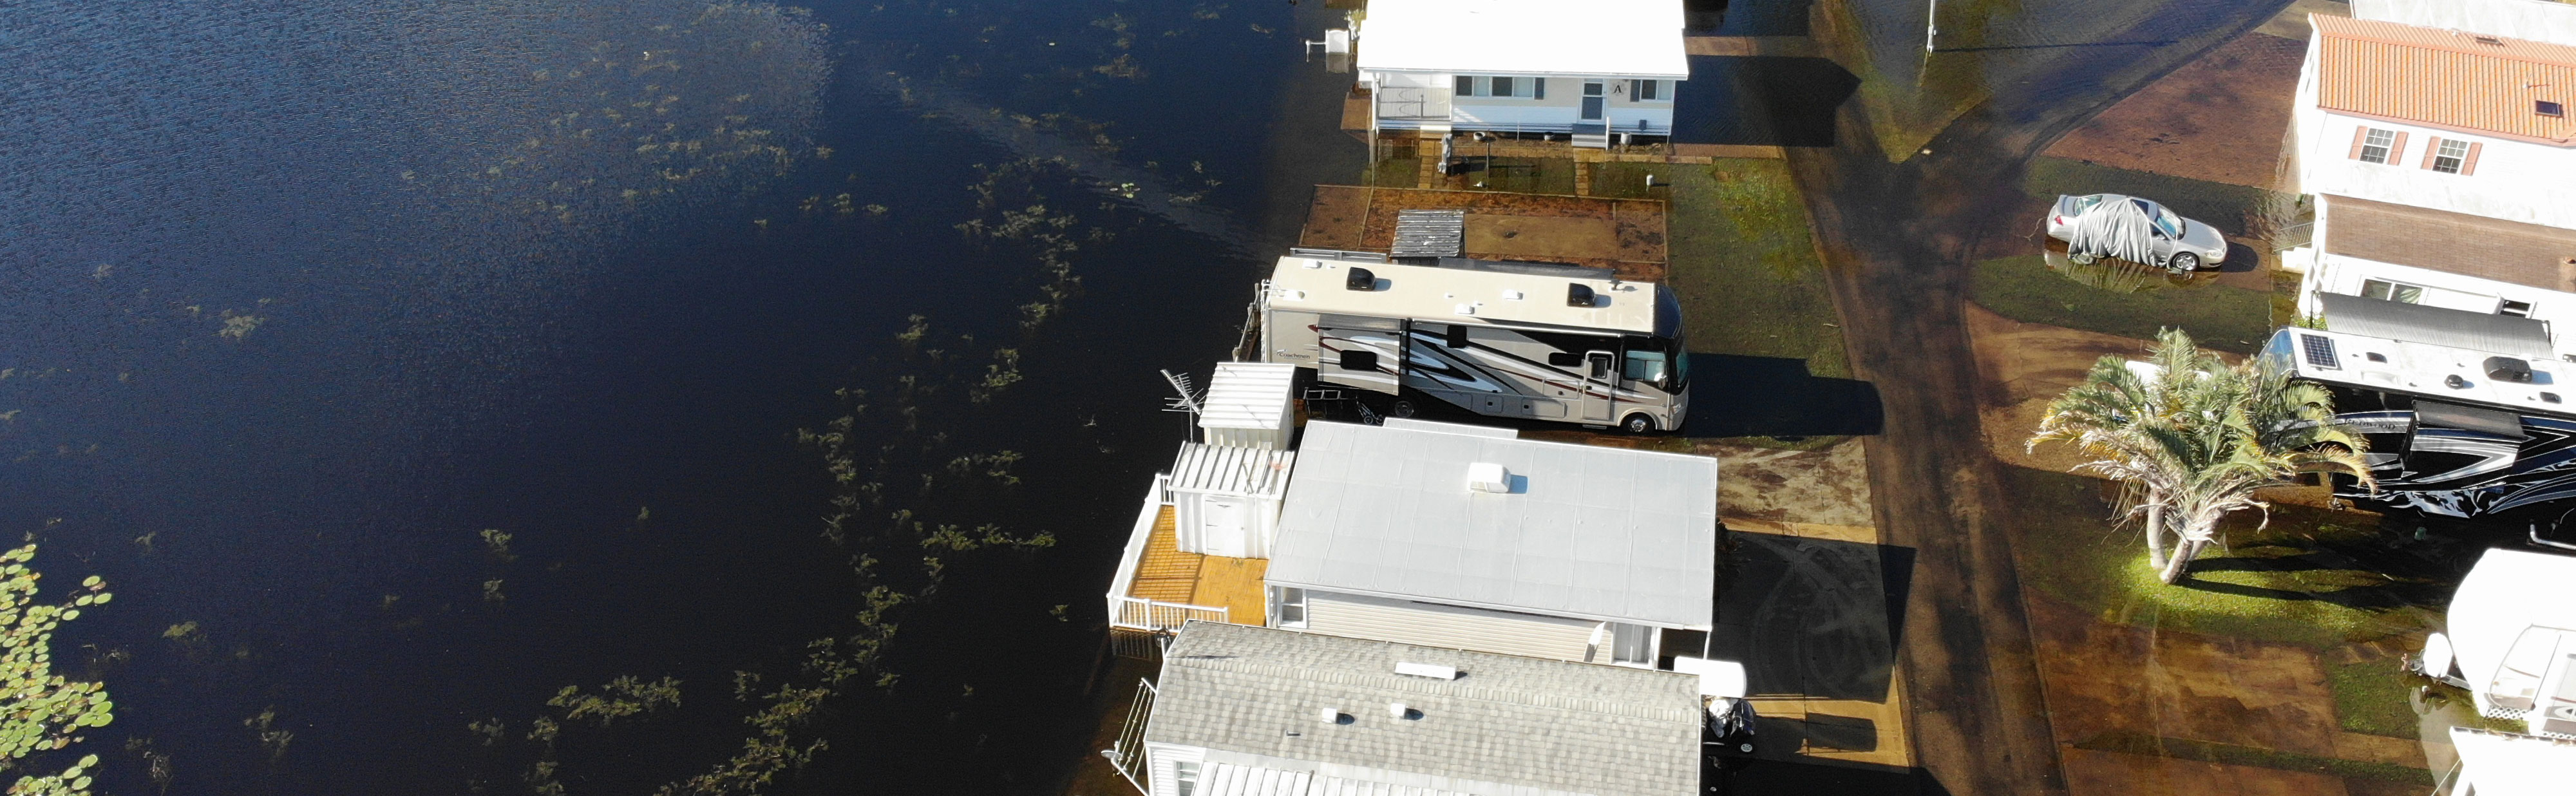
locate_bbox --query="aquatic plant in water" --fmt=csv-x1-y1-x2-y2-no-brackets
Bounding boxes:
0,545,115,794
547,676,681,726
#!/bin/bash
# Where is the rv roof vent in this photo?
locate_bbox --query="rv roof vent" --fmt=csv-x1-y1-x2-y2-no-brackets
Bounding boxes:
1567,283,1596,307
1347,267,1377,291
2486,356,2535,383
1466,462,1511,493
1454,303,1477,316
1394,661,1461,679
1501,289,1524,301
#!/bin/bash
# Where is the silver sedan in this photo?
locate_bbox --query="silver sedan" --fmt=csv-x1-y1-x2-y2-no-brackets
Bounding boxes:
2043,193,2230,271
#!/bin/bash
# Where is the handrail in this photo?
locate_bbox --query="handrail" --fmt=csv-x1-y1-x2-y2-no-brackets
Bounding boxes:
1110,596,1229,632
1101,678,1159,795
1102,474,1171,608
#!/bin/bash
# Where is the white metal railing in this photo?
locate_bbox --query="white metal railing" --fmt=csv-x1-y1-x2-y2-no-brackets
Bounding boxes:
1103,475,1233,632
1110,596,1228,632
1100,678,1159,795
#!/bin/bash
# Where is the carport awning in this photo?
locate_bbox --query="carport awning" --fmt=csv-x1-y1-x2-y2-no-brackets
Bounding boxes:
2318,292,2555,359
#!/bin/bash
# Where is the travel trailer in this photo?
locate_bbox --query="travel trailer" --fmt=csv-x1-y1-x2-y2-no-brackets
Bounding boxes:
1253,250,1689,433
2265,316,2576,524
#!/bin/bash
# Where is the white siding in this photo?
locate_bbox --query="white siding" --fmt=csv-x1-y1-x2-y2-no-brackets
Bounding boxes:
2298,254,2576,359
2298,112,2576,231
1299,591,1600,662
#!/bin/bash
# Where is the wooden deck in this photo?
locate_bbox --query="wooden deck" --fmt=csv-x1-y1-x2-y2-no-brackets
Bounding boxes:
1124,506,1269,626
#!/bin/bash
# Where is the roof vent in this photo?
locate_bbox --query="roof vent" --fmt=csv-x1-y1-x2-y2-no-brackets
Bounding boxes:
2486,356,2535,383
1466,462,1510,493
1567,283,1596,307
1346,267,1377,291
2474,35,2504,45
1387,701,1415,719
1394,661,1461,679
2541,100,2567,118
1318,707,1349,725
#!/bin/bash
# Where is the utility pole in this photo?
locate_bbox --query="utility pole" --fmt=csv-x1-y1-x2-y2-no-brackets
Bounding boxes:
1925,0,1938,52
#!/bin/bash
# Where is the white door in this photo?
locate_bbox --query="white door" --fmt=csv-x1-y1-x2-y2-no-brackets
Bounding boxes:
1199,495,1248,558
1581,352,1616,422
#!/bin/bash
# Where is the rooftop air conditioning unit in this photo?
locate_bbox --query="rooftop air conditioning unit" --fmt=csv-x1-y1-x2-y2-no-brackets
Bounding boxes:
1394,661,1461,679
1466,462,1510,493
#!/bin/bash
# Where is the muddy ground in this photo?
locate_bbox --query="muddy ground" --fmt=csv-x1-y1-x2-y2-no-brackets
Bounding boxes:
2041,32,2307,190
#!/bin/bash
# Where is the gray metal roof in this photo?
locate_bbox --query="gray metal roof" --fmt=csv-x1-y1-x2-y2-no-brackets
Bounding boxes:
1266,422,1718,627
1144,622,1703,796
1170,442,1298,497
1390,210,1466,259
2318,292,2555,359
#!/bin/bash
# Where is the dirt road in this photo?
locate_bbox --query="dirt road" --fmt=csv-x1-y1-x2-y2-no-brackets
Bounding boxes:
1774,1,2297,792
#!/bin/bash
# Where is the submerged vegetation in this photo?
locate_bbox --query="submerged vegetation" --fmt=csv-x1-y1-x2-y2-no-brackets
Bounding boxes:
0,545,115,794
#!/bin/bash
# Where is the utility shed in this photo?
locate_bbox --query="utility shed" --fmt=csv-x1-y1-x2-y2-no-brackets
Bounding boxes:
1168,443,1298,559
1199,363,1299,450
1264,421,1718,665
1138,622,1702,796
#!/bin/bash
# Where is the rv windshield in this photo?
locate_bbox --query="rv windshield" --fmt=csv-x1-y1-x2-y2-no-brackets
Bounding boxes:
1623,334,1687,392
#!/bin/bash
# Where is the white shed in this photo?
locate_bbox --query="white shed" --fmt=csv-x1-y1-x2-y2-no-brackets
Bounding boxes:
1167,442,1296,559
1197,362,1298,450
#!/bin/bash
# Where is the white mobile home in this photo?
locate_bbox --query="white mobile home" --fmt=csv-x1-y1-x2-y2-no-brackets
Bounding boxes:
2291,17,2576,230
2289,195,2576,361
1264,420,1719,668
1354,0,1689,147
1108,622,1704,796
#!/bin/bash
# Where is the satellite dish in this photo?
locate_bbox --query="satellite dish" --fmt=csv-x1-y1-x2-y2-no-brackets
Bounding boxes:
2422,632,2456,679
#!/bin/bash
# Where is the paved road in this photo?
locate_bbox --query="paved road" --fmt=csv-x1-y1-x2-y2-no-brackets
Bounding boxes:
1773,1,2295,793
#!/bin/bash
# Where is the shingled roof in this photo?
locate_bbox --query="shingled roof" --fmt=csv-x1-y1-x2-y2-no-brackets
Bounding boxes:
2313,15,2576,146
1144,622,1703,796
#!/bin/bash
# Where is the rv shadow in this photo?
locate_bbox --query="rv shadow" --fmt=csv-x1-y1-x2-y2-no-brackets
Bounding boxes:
1681,352,1882,438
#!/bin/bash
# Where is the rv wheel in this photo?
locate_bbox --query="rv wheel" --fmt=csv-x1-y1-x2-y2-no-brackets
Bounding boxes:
1390,399,1417,419
1621,413,1656,434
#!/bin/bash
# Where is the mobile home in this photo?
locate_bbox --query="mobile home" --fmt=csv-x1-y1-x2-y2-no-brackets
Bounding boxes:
1256,251,1689,433
1353,0,1690,147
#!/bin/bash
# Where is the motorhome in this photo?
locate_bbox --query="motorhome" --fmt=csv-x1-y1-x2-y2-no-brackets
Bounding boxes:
1253,250,1689,433
2265,312,2576,526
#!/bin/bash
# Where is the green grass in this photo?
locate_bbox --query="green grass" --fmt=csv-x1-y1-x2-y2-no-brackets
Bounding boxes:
1665,158,1850,378
1366,153,1418,188
2327,658,2423,739
1973,255,2276,354
2025,157,2275,236
1588,161,1676,201
2005,466,2440,649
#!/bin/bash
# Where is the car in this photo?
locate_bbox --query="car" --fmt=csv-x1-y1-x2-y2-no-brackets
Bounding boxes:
2043,193,2230,271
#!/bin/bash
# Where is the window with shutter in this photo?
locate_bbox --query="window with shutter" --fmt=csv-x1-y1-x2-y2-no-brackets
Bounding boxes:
2421,137,2443,169
2433,139,2470,174
2356,128,2395,164
2463,142,2484,175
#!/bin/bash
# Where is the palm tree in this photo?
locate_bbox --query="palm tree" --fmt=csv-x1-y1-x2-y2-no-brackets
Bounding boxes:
2028,328,2374,583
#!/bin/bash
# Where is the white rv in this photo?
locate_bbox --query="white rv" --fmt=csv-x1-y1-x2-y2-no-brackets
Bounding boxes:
1253,251,1689,433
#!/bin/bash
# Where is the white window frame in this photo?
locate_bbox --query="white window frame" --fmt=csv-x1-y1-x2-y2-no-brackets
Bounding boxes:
1628,79,1671,102
1454,75,1538,99
1609,622,1656,667
2360,278,2425,304
1271,585,1308,629
2433,138,2470,174
2358,128,2396,164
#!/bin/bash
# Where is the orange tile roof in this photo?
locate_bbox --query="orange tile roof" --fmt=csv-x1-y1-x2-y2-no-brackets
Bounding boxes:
2313,15,2576,146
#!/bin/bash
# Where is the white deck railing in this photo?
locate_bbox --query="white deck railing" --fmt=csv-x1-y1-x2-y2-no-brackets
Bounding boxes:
1103,475,1231,633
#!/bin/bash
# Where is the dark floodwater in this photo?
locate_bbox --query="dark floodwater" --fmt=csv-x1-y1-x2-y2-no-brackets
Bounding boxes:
1,1,1359,791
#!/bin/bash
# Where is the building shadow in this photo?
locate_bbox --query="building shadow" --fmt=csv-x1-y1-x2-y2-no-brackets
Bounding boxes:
1680,353,1883,438
1672,57,1859,147
1712,531,1909,702
1714,758,1944,796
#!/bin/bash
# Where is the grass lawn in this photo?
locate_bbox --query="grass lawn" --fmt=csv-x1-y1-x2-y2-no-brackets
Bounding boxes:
1973,255,2276,354
1665,158,1850,378
2327,658,2422,739
1589,161,1677,202
1365,153,1416,188
2005,466,2443,649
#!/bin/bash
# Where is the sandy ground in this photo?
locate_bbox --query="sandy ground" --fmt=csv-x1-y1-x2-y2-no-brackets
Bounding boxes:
2041,33,2307,189
1711,438,1876,529
1297,185,1669,279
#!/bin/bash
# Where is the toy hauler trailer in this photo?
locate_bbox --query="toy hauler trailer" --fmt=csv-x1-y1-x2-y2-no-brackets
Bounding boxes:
1254,250,1688,433
2268,313,2576,524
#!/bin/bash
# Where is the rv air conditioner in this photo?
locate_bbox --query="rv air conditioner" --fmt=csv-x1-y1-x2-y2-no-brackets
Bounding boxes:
1345,267,1376,291
2486,357,2535,383
1567,283,1595,307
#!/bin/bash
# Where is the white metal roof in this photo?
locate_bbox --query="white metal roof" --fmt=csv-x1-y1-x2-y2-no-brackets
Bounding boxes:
2271,328,2576,416
1200,362,1298,431
1379,417,1520,439
1169,443,1297,498
1267,254,1663,334
2448,548,2576,709
2451,727,2576,796
1265,421,1719,627
1356,0,1690,79
1146,623,1703,796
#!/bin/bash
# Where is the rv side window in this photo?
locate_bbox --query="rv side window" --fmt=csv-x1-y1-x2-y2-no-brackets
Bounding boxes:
1623,350,1669,383
1548,352,1584,367
1587,353,1613,379
1339,350,1379,372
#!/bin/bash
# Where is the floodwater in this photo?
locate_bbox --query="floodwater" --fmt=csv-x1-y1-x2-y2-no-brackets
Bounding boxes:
0,1,1358,791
